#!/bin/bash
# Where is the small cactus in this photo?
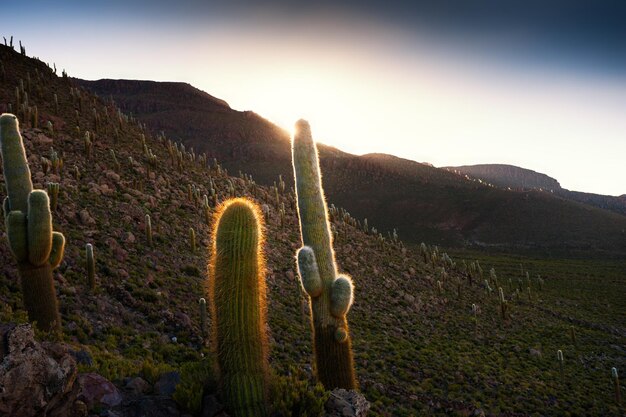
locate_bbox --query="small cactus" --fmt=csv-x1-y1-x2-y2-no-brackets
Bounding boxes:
145,214,153,247
46,182,59,211
472,303,478,336
189,227,196,253
199,297,208,345
499,287,507,320
209,198,269,416
557,349,564,379
1,114,64,332
86,243,95,290
612,367,621,405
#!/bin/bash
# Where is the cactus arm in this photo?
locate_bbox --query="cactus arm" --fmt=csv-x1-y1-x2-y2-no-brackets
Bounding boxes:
330,274,354,318
48,232,65,269
6,210,28,262
296,246,323,298
3,196,10,219
27,190,53,266
0,114,33,213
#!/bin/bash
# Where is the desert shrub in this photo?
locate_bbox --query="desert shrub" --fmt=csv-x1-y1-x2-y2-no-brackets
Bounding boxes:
269,367,329,417
172,359,216,415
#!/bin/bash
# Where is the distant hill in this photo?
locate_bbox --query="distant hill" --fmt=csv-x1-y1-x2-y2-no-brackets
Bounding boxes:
444,164,561,191
77,79,626,256
447,164,626,216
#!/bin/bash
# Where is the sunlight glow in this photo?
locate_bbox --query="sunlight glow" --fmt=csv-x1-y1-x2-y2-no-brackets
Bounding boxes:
9,12,626,195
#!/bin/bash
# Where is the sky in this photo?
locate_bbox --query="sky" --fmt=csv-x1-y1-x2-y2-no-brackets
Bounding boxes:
3,1,626,195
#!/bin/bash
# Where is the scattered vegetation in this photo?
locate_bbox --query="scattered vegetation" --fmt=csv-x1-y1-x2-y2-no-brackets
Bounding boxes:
0,42,623,417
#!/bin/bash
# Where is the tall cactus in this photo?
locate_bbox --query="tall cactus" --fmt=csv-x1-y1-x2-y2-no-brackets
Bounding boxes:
1,114,65,331
208,198,269,417
292,119,357,390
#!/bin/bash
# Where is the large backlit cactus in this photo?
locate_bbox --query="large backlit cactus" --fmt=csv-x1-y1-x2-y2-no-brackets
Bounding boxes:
1,113,65,331
208,198,269,417
292,119,357,389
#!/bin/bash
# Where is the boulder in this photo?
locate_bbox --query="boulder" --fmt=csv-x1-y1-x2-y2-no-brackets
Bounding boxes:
324,389,370,417
0,324,81,417
77,373,123,408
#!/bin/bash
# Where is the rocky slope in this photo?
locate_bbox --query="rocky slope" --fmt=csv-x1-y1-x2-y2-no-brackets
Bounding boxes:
77,79,626,256
1,43,624,417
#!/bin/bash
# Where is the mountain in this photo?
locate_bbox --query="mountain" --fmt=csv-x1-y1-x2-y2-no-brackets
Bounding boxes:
447,164,626,216
1,42,625,417
444,164,561,191
77,78,626,256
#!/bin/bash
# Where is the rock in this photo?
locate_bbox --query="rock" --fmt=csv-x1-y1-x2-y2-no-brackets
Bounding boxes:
105,170,121,182
201,394,227,417
125,377,151,395
154,371,181,396
173,312,192,330
123,396,182,417
77,373,122,408
71,349,94,366
324,389,370,417
0,324,79,417
79,209,96,225
529,348,542,359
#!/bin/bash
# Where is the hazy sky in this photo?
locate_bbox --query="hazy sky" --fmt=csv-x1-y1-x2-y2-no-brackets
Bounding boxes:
3,1,626,195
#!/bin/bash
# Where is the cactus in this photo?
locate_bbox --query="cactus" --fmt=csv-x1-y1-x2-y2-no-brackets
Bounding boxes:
612,367,621,405
499,287,507,320
569,326,577,349
209,198,269,416
199,297,208,344
31,105,38,128
292,119,357,390
472,303,478,337
46,182,59,211
86,243,95,290
1,114,64,332
145,214,153,247
203,195,211,225
189,227,196,253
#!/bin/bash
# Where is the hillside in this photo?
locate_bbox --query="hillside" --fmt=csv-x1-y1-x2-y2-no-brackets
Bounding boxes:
77,79,626,256
445,164,561,191
1,44,625,417
447,164,626,216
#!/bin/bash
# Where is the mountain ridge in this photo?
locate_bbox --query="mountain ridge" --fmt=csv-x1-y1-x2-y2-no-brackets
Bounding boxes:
76,77,626,256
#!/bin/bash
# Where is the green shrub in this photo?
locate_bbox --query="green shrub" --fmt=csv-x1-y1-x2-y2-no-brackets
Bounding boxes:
268,368,329,417
173,360,216,415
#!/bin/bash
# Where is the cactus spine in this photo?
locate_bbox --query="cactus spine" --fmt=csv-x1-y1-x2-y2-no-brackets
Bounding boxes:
209,198,269,416
292,119,356,390
1,114,64,331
